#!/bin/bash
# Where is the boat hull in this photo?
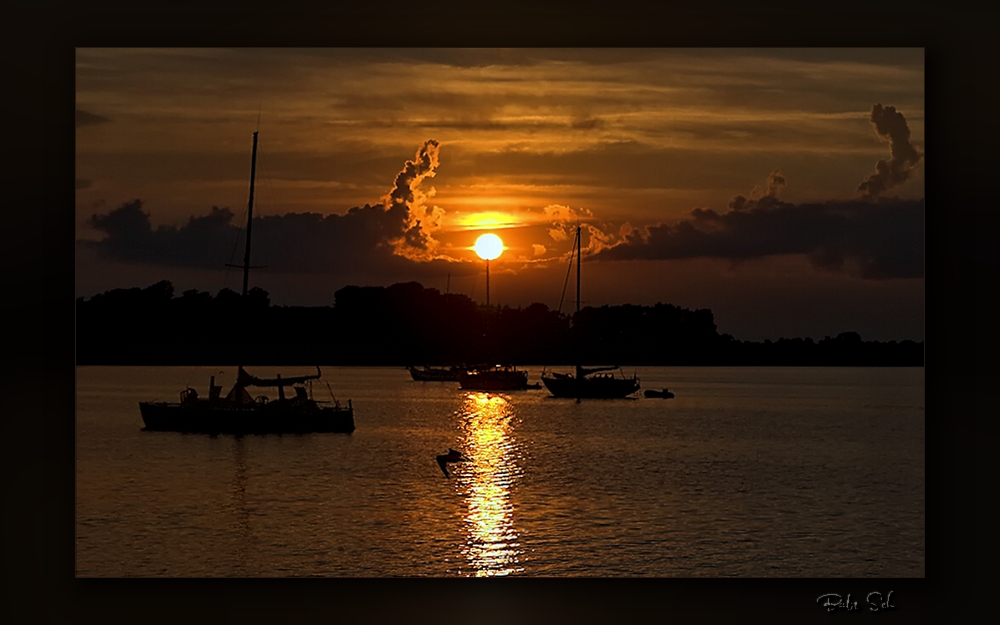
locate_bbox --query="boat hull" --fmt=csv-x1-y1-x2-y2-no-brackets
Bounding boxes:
408,366,461,381
139,401,355,434
541,375,640,399
458,370,531,391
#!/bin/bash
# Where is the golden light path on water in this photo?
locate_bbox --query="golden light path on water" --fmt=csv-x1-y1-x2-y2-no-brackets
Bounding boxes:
456,392,525,577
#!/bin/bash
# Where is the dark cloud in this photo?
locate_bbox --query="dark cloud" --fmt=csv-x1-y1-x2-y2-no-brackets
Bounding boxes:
78,138,490,303
82,198,412,273
76,109,111,127
592,196,923,280
729,168,785,211
76,178,92,190
857,103,922,198
86,201,238,268
765,169,786,196
81,139,453,268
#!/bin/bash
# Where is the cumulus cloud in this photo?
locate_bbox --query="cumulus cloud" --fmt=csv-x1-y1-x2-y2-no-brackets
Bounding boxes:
581,116,922,281
383,139,446,259
581,223,618,255
82,140,467,272
77,139,509,300
543,203,595,243
857,103,922,198
765,169,786,197
530,202,623,262
548,227,569,242
729,168,785,212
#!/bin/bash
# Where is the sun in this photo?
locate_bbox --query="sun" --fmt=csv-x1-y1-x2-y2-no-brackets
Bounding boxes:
474,233,504,260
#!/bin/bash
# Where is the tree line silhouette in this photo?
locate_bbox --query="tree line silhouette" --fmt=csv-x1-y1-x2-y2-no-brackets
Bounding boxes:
75,280,923,366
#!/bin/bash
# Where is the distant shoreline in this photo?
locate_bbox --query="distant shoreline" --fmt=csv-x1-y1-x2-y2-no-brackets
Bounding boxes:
75,280,924,368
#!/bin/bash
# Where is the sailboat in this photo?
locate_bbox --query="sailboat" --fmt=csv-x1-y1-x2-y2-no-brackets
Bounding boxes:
540,226,640,399
138,131,355,434
457,364,536,391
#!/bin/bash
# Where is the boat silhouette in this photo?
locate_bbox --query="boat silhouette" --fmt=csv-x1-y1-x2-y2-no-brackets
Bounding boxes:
643,388,675,399
541,225,640,399
407,365,462,381
457,364,535,391
138,131,355,434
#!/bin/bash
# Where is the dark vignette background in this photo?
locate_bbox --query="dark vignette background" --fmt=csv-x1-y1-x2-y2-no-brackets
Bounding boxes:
3,1,986,622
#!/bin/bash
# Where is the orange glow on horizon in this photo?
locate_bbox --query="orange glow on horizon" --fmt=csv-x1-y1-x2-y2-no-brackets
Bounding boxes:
449,210,526,231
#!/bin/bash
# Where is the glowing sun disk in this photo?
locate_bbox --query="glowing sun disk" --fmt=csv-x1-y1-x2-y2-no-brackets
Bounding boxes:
474,234,504,260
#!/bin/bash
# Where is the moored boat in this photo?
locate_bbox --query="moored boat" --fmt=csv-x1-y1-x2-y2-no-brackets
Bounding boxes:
541,225,640,399
137,131,355,434
407,365,462,381
542,365,640,399
140,367,355,433
458,364,533,391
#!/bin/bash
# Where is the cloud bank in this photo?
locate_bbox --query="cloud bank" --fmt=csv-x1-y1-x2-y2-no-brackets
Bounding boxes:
83,141,460,282
82,141,463,275
591,104,923,280
83,198,421,273
81,102,924,286
591,194,923,280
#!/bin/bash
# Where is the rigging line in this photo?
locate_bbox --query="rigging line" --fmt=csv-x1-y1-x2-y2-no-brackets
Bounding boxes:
546,233,577,376
324,380,339,406
556,234,576,315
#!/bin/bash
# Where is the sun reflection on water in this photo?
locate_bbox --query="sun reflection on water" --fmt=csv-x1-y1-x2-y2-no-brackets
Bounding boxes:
456,392,524,577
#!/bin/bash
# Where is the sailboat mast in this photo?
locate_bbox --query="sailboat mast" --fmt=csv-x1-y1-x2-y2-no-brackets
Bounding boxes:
576,225,581,314
242,131,259,299
575,225,582,397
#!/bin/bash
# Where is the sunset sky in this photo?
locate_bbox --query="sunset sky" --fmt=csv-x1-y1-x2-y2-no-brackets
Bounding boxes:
75,48,924,341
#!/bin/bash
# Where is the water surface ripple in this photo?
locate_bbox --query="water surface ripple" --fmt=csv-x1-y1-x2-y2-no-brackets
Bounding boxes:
76,366,924,577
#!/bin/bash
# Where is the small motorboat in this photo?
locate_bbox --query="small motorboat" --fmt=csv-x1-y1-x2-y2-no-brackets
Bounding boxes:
643,388,675,399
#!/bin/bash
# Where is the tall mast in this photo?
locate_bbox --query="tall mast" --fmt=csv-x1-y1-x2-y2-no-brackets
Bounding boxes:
242,131,259,299
575,225,582,396
575,225,581,314
235,131,259,376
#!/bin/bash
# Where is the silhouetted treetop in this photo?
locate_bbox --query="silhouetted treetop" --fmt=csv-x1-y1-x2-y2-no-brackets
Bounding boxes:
76,280,923,366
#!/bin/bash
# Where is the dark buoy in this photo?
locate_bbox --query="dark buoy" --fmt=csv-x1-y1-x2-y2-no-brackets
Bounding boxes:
643,388,675,399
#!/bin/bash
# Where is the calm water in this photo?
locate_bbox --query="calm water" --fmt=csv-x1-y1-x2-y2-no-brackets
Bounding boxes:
76,366,924,577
